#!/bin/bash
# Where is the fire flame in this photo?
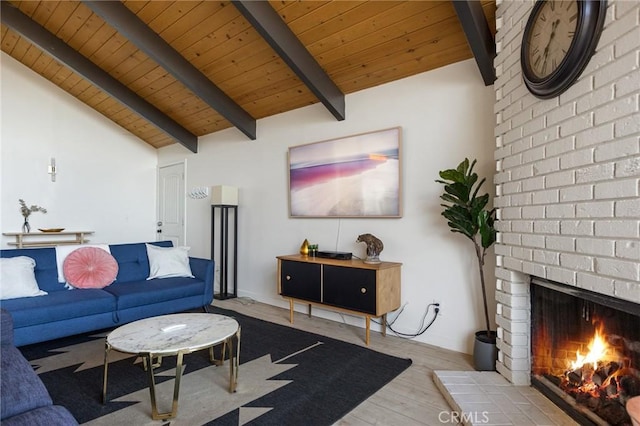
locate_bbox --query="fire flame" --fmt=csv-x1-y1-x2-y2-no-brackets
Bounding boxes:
570,328,609,371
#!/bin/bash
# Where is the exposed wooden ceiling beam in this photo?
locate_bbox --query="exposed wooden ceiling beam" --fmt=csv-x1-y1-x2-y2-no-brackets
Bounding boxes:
452,0,496,86
83,0,256,140
0,1,198,153
232,0,345,121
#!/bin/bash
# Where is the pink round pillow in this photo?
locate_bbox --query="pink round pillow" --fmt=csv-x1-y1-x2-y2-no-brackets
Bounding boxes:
63,247,118,289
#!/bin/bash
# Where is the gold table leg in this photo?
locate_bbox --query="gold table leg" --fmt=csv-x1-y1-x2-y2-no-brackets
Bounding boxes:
227,326,241,393
209,341,226,366
102,341,110,404
147,351,185,420
208,327,241,393
142,355,163,370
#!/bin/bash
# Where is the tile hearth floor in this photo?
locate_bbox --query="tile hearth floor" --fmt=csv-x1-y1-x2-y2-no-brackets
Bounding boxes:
433,371,579,426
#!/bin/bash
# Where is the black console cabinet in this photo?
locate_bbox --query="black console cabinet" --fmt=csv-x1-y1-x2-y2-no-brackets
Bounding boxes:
277,254,401,345
279,261,321,303
323,265,376,314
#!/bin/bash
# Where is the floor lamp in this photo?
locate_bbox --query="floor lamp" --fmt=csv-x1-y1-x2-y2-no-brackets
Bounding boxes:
211,185,238,300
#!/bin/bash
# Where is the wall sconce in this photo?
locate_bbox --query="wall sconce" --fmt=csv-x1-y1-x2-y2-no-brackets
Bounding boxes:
187,186,209,199
48,158,56,182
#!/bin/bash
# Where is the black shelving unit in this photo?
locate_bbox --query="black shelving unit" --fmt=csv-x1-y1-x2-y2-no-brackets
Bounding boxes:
211,205,237,299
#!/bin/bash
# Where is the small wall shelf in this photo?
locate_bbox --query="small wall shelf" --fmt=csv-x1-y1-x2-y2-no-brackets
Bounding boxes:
2,231,94,248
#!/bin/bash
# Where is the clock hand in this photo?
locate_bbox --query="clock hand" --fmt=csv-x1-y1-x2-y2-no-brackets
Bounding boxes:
545,20,560,50
541,19,560,71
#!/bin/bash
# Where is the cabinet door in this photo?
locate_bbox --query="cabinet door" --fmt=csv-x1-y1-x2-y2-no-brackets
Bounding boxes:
323,265,376,314
280,261,321,303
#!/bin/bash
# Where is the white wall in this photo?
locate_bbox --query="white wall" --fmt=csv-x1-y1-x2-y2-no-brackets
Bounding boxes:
1,52,158,246
159,59,496,354
1,49,496,354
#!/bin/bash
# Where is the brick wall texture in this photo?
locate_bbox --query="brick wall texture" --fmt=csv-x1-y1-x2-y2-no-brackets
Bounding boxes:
493,0,639,385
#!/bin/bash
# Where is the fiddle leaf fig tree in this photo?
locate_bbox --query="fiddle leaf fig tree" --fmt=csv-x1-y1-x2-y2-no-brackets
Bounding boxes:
436,158,496,336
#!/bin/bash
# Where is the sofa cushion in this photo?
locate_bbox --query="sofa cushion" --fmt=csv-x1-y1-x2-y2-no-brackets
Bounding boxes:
0,257,47,300
109,241,173,283
63,247,118,289
1,290,116,328
105,277,206,310
2,405,78,426
0,248,60,293
55,244,111,284
145,244,194,280
1,345,52,420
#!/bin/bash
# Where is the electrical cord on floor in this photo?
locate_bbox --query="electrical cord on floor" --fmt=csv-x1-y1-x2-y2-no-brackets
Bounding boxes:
375,302,407,327
372,303,440,338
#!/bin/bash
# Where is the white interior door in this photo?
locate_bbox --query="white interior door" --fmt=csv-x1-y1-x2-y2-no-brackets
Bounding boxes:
157,162,185,246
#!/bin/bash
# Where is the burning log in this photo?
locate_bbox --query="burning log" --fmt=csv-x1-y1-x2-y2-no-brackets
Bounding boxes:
567,369,582,385
605,379,618,397
595,401,628,425
619,370,640,396
592,372,603,387
602,361,621,377
602,367,640,390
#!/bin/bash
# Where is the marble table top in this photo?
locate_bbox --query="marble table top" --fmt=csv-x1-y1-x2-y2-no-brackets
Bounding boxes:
107,313,239,355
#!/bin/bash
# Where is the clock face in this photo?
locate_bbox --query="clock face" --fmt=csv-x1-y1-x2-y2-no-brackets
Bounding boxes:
526,0,579,78
521,0,607,99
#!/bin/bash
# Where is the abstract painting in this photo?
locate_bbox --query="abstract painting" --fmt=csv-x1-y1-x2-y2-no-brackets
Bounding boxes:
288,127,402,217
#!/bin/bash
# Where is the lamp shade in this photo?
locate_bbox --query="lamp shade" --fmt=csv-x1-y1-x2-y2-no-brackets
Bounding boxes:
211,185,238,205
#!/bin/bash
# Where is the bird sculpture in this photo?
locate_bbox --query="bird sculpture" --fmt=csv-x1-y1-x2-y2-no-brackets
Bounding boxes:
356,233,383,264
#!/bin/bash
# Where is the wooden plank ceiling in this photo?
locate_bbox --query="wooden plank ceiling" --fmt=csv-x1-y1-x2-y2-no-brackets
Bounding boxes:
1,1,496,152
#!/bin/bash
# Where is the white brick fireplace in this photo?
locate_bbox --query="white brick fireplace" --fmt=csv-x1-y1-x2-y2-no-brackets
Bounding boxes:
493,0,639,386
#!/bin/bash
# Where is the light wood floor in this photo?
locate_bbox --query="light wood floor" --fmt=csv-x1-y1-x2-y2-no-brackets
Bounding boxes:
215,297,474,426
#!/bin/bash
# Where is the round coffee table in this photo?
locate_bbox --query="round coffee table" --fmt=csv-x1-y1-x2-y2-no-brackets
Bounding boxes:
102,313,240,420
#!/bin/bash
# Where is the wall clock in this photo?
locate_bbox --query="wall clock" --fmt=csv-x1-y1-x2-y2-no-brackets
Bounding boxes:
521,0,607,99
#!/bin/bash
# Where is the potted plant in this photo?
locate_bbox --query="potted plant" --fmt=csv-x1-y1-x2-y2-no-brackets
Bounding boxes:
436,158,497,370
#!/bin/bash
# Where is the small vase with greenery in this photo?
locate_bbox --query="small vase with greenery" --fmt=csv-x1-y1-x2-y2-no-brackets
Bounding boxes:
436,158,497,370
19,199,47,233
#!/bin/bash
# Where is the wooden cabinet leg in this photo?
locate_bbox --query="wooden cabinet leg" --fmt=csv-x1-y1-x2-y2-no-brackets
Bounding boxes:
289,299,294,324
308,304,312,318
365,316,370,345
382,314,387,337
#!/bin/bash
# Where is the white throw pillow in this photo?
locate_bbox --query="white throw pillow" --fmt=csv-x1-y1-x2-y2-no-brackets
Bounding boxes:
146,244,194,280
0,256,47,300
55,244,111,283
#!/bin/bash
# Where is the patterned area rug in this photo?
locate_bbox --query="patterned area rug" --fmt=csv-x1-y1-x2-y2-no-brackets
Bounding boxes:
20,307,412,425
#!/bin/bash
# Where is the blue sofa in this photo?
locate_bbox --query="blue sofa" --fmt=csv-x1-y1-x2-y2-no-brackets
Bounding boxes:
0,241,214,346
1,309,78,425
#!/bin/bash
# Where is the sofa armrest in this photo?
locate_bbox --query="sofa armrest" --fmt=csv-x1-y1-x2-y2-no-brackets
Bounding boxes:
189,257,214,305
1,309,14,346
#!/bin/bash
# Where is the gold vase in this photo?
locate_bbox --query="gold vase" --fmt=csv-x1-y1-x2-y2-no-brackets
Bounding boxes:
300,239,309,256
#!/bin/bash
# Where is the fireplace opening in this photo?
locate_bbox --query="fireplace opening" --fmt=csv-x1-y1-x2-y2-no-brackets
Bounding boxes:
531,278,640,426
